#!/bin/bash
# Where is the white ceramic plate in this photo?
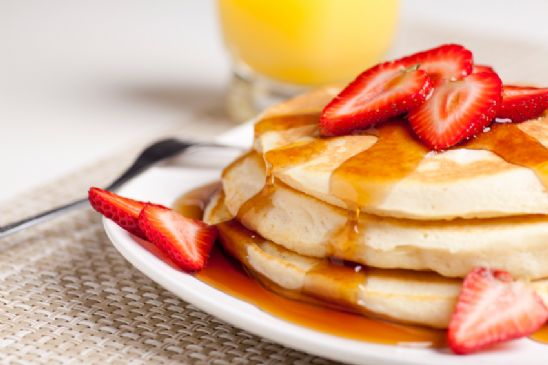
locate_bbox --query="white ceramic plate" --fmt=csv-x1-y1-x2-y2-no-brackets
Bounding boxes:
104,123,548,365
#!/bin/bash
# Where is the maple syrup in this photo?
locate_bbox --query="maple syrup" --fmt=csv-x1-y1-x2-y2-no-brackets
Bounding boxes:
236,179,275,221
172,111,548,349
256,115,548,262
326,207,362,258
197,245,445,346
231,115,548,263
531,325,548,344
254,113,320,137
175,182,548,349
328,116,548,210
465,122,548,187
257,114,548,208
265,138,330,172
329,120,429,206
174,185,444,347
172,182,221,220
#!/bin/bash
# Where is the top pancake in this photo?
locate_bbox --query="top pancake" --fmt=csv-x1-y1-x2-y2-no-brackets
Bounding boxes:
253,87,548,220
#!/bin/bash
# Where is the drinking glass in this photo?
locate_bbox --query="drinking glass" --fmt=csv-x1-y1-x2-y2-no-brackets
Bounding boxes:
218,0,399,122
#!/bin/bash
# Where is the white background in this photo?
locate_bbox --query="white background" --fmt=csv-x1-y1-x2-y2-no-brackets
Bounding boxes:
2,0,548,202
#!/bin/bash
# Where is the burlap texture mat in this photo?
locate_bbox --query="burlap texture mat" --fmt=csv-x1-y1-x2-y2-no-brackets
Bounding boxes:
0,146,337,365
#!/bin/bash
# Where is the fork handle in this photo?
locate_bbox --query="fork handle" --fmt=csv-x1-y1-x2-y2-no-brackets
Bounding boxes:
0,141,245,240
0,198,88,239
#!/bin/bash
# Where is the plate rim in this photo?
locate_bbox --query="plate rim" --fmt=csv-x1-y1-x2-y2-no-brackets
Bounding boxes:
103,166,408,365
102,124,548,365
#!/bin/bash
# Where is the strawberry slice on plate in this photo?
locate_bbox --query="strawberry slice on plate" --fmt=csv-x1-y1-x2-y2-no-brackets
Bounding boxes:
448,267,548,355
319,62,433,136
408,71,502,150
88,187,146,238
497,85,548,122
138,204,217,272
398,44,473,83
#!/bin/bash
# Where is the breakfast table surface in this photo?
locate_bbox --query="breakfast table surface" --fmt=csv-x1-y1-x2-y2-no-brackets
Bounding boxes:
1,0,548,364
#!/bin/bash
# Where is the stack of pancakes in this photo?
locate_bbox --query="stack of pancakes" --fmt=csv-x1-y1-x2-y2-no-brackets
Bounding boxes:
204,87,548,329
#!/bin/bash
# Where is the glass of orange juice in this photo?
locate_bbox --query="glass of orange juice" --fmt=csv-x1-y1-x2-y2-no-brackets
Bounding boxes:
218,0,399,122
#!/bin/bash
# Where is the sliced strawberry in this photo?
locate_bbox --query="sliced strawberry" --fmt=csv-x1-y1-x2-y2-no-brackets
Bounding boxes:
408,71,502,150
497,85,548,122
448,267,548,355
397,44,473,84
472,64,495,74
319,62,433,136
138,204,217,271
88,187,146,238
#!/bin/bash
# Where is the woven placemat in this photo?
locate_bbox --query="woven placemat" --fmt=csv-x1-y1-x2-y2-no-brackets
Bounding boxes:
0,145,338,365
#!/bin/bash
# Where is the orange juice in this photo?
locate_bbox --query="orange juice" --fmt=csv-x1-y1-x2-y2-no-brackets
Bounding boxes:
218,0,399,86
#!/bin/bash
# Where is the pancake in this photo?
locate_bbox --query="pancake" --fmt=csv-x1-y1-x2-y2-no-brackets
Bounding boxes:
253,87,548,220
204,192,548,329
221,151,548,279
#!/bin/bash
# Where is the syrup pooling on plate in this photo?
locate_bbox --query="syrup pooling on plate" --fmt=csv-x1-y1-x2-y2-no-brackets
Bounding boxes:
212,219,444,347
172,185,548,347
172,182,221,220
531,325,548,344
172,108,548,348
199,245,443,347
173,185,443,346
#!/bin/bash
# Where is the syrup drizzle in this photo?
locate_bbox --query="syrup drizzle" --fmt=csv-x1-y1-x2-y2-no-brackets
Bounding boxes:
330,120,429,207
254,113,320,137
257,114,548,210
464,122,548,187
265,138,331,172
210,219,444,347
172,182,220,220
254,114,548,261
303,259,364,309
198,245,443,346
531,324,548,344
236,181,275,223
173,183,547,348
212,112,548,346
326,207,362,258
174,186,443,346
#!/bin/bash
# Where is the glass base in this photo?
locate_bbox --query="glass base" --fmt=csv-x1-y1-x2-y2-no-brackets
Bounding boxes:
226,67,310,123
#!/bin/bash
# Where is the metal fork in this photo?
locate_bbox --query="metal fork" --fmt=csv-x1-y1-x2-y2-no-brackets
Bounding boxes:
0,138,244,239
